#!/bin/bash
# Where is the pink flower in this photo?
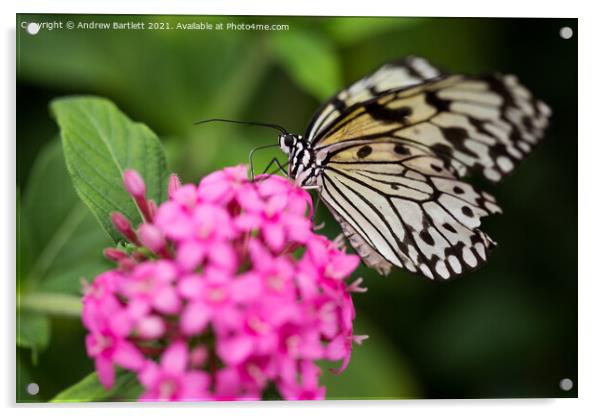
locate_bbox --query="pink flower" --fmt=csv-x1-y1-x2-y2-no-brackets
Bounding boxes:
214,366,262,400
85,329,145,388
178,267,244,336
278,360,326,400
236,180,313,251
246,239,296,298
138,341,210,401
119,261,181,318
82,273,145,388
306,236,361,281
81,165,364,401
197,165,248,204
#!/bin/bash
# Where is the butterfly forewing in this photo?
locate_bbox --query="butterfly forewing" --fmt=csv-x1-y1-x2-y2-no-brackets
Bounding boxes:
305,56,445,142
313,74,551,183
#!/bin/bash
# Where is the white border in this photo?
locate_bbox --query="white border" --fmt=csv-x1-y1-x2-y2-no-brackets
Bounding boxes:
3,1,599,415
8,0,581,17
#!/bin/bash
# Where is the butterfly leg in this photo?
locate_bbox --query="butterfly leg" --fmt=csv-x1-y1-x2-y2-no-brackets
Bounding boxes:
248,144,282,181
252,158,288,183
262,158,288,176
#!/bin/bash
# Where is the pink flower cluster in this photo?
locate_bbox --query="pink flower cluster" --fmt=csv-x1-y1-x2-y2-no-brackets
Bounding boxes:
82,166,366,401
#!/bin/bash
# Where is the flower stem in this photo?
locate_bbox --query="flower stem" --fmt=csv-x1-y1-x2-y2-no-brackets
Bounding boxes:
19,292,82,318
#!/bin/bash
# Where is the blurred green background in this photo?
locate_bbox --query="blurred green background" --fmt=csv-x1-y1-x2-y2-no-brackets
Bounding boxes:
16,14,577,401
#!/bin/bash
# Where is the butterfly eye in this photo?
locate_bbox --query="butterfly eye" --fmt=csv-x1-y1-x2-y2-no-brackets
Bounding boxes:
284,136,295,147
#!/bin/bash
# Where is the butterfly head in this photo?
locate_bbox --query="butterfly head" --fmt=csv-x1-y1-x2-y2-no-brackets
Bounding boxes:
278,133,302,155
277,134,319,187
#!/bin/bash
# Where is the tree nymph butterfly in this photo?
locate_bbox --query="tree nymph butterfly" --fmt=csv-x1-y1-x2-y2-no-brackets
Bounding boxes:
204,56,551,281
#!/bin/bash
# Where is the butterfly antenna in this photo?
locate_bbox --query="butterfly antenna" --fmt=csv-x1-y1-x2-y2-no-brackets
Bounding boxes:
194,118,288,134
195,118,290,181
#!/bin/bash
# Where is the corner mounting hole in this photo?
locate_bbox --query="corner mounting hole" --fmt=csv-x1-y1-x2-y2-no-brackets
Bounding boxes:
26,22,40,35
559,26,573,39
559,378,573,391
27,382,39,395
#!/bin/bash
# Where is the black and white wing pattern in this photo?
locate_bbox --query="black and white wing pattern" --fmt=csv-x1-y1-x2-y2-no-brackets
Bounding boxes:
305,56,445,142
319,144,501,279
309,59,551,280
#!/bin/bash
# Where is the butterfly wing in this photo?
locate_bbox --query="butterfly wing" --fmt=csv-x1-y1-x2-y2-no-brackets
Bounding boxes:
305,56,445,142
313,74,551,183
310,66,550,280
319,145,501,280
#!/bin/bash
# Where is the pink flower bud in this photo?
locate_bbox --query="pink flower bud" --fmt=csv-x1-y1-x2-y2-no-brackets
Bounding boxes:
111,212,139,243
132,251,148,262
118,257,137,271
168,173,181,198
111,212,131,234
147,200,157,220
123,169,146,198
138,223,166,253
103,248,128,262
123,170,153,223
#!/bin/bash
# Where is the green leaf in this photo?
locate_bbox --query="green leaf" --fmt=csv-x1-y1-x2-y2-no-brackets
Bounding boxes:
325,17,425,45
269,29,342,101
23,138,83,261
51,96,168,242
21,140,110,294
51,370,142,403
320,315,420,399
17,312,50,364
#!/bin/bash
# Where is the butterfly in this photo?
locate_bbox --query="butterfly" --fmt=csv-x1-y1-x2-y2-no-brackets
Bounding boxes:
203,56,551,280
269,56,552,281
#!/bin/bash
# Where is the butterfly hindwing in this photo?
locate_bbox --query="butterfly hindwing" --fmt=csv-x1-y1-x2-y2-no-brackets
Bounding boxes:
318,141,501,279
326,205,395,276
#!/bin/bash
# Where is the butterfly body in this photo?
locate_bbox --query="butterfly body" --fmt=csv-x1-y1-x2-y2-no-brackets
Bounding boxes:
276,56,551,281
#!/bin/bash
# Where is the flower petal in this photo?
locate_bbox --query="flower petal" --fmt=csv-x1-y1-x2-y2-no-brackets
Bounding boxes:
208,242,237,271
177,275,203,299
161,341,188,375
152,287,181,314
176,241,206,271
113,341,145,371
138,361,160,388
262,222,285,252
181,301,211,335
95,355,115,389
181,372,211,400
237,185,264,212
217,335,253,366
